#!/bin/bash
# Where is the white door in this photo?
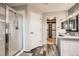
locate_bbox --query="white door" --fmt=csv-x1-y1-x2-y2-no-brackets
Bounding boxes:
29,11,42,50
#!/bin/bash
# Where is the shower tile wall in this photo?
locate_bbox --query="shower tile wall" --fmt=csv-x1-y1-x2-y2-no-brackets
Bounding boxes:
68,3,79,15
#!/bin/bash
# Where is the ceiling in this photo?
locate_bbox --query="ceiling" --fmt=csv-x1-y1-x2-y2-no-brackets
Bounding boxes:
7,3,27,7
7,3,75,12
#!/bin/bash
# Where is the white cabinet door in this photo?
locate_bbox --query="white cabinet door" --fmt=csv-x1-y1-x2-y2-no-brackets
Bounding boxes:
29,11,42,50
60,39,79,56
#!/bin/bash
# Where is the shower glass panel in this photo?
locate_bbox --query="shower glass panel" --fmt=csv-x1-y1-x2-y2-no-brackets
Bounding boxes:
8,10,18,56
17,14,23,51
0,4,23,56
8,10,23,56
0,4,6,56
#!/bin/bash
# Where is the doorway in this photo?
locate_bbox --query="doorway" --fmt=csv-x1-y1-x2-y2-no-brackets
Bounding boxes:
47,17,56,44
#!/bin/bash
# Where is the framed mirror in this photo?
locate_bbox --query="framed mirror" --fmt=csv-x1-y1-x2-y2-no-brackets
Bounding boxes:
69,15,78,32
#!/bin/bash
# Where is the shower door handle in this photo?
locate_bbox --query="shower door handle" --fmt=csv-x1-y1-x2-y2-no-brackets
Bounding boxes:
5,34,9,43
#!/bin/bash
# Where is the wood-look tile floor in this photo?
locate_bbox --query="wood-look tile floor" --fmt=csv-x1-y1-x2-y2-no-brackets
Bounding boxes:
19,44,58,56
47,38,56,44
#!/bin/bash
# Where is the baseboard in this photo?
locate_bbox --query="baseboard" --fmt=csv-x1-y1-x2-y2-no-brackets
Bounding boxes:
23,49,31,52
15,49,32,56
15,49,24,56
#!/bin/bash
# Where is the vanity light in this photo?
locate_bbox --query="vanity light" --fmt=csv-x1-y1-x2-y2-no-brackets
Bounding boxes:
67,16,69,19
64,19,67,21
77,11,79,14
67,16,70,19
73,13,75,16
72,11,78,17
61,19,65,22
69,15,72,18
75,12,78,15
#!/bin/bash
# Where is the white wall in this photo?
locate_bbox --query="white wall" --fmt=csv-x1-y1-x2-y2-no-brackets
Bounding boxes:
13,5,43,51
26,5,43,50
42,11,68,44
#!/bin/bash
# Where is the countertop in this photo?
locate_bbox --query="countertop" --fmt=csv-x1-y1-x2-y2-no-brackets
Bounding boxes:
58,35,79,39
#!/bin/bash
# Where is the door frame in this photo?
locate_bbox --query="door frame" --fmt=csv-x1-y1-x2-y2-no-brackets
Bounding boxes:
42,16,57,45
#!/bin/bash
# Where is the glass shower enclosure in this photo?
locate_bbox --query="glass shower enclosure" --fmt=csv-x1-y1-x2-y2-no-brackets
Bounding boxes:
0,4,6,56
8,10,23,56
0,4,23,56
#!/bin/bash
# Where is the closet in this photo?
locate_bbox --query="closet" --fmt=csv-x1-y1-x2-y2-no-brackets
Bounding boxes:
47,17,56,44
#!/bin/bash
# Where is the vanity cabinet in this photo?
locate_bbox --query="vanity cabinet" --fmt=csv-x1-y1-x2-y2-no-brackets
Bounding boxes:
58,37,79,56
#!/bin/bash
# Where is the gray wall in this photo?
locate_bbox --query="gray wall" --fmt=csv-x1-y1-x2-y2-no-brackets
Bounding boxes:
68,3,79,15
68,3,79,36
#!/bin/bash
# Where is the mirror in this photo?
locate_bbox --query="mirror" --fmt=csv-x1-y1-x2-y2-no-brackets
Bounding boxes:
61,15,78,32
69,15,78,32
61,20,69,30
